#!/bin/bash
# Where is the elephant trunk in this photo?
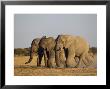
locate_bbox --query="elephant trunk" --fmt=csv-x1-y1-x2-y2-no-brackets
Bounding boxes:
55,50,60,67
30,45,34,59
25,45,35,64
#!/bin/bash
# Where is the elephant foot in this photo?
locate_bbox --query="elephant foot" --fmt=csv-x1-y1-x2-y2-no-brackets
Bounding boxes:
47,65,55,68
48,66,56,68
37,66,42,68
67,66,74,68
66,65,74,68
74,65,80,68
57,65,65,68
37,65,42,68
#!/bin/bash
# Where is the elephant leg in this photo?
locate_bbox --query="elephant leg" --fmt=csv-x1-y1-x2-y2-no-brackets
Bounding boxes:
83,53,93,67
55,51,61,67
48,58,55,68
75,57,79,63
37,57,39,67
48,50,55,68
37,54,43,67
44,50,48,67
56,49,66,68
59,52,66,68
82,58,90,67
39,56,42,67
75,52,87,68
66,49,77,68
66,54,76,68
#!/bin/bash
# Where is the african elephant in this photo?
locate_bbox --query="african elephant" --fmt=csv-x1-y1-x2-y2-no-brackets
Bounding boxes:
25,36,56,68
38,36,56,68
55,35,90,68
25,38,40,64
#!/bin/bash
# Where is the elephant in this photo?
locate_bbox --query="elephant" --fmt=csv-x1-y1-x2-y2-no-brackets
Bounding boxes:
25,38,40,64
25,36,47,67
55,35,90,68
38,36,56,68
25,36,56,68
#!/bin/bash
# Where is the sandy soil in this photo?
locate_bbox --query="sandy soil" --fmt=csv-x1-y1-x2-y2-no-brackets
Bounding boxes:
14,56,97,76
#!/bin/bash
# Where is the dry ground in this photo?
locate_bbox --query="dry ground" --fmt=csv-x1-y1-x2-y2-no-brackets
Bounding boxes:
14,56,97,76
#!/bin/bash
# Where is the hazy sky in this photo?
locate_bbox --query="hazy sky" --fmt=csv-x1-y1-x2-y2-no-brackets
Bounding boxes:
14,14,97,48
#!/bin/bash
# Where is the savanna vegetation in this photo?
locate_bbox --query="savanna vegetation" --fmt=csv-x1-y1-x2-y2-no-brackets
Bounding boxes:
14,35,97,76
14,47,97,76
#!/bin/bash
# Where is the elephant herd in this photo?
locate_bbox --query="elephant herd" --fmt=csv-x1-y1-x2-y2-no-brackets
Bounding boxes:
25,35,95,68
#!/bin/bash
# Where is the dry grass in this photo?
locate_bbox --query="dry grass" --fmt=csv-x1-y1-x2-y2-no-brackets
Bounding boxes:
14,56,97,76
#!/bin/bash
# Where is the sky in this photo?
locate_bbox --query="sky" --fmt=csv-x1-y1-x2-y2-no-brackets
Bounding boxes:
14,14,97,48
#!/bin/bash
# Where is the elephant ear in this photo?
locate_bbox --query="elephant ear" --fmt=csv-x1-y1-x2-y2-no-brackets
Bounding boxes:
46,38,54,51
39,36,46,45
33,38,40,46
31,39,36,46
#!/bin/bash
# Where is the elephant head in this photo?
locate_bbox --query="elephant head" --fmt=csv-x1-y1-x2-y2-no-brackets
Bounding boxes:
25,38,40,64
55,35,90,68
55,35,67,68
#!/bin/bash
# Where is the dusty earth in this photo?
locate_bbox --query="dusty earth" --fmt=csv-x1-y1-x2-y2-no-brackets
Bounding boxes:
14,56,97,76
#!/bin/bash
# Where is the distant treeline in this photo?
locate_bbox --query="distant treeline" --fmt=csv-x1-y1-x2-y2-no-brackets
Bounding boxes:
14,47,97,56
14,48,31,56
89,47,97,54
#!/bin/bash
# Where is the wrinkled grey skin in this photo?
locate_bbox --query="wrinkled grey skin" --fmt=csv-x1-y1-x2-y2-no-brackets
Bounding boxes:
25,36,47,67
39,36,56,68
55,43,66,68
55,35,90,68
25,38,40,65
25,36,56,68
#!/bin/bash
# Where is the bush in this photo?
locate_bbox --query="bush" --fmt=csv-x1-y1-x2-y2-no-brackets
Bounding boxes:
14,48,30,56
